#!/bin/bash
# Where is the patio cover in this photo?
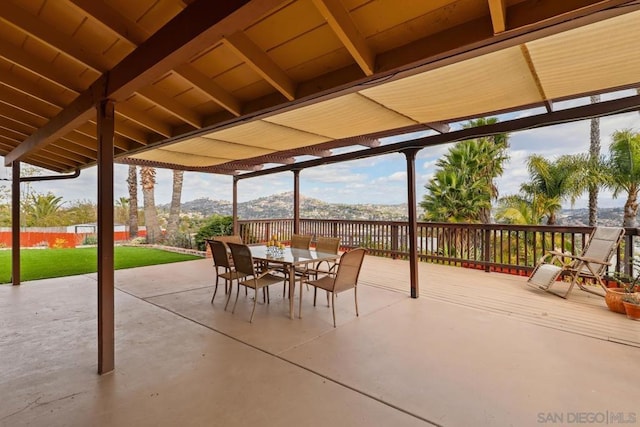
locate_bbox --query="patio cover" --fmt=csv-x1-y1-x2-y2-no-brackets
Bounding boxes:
1,0,640,175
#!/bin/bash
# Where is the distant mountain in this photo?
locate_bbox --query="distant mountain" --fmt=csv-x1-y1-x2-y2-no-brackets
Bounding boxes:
557,207,628,227
161,191,413,221
161,193,631,225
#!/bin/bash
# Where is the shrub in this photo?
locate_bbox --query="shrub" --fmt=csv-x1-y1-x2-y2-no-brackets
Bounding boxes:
82,235,98,245
194,215,233,251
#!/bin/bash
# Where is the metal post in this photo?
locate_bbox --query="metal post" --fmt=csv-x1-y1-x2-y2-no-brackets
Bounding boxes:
11,161,20,286
293,169,300,234
232,176,238,236
97,99,115,374
404,149,420,298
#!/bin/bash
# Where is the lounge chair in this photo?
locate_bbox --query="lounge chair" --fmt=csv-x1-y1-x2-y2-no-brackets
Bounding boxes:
526,226,624,298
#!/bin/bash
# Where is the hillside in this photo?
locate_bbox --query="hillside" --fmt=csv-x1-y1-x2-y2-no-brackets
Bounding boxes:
163,191,412,221
162,192,632,225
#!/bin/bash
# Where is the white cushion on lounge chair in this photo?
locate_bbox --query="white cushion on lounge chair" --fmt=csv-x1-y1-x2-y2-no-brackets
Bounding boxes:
528,264,562,289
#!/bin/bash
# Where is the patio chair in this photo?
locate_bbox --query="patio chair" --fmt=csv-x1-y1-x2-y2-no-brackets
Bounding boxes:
302,248,367,327
280,234,313,297
207,239,245,303
227,242,284,323
526,226,624,298
307,237,341,280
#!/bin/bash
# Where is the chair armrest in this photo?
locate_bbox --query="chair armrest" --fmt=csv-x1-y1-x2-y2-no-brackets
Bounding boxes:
572,255,612,265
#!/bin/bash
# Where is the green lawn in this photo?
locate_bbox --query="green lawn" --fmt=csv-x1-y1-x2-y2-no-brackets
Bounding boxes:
0,246,202,284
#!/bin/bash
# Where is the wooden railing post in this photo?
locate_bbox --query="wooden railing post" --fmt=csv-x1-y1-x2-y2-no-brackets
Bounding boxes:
484,227,491,272
391,224,399,260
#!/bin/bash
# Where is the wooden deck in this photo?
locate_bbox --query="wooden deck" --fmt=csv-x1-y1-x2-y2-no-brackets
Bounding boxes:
359,256,640,347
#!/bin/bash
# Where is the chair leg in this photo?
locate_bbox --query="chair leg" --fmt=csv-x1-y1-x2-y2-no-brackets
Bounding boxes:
326,291,330,307
232,284,242,313
331,292,336,327
354,285,359,317
225,282,237,311
250,288,258,323
313,287,317,306
211,275,220,303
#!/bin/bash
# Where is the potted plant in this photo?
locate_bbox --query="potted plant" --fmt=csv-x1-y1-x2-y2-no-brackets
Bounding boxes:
606,266,640,314
622,293,640,320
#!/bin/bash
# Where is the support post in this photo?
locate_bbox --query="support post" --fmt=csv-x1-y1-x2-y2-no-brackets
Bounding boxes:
293,169,300,234
232,177,238,236
403,149,420,298
97,99,115,375
11,161,20,286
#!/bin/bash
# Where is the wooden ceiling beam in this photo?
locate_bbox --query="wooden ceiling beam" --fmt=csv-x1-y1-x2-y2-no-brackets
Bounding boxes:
74,123,137,151
520,44,553,113
488,0,507,34
312,0,375,76
115,103,173,138
5,0,284,165
85,119,148,145
174,65,242,116
0,72,72,109
0,2,108,73
67,0,148,46
136,87,203,129
224,31,296,101
0,43,84,93
425,122,451,134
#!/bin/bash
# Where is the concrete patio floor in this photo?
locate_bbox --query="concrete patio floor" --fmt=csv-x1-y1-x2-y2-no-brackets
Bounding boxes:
1,256,639,427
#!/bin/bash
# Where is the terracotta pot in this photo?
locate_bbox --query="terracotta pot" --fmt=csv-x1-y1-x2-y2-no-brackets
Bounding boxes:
605,288,628,314
623,301,640,320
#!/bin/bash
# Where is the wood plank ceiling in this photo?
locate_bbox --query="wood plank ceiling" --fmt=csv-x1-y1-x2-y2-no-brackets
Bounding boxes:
1,0,639,176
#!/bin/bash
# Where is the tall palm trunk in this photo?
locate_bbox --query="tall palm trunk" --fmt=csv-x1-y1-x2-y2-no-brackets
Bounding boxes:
166,170,184,245
588,95,600,226
140,167,162,243
127,165,139,238
623,184,638,228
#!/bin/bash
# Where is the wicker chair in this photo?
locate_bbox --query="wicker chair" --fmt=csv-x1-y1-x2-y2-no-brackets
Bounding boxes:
303,248,366,327
227,243,283,322
206,239,245,303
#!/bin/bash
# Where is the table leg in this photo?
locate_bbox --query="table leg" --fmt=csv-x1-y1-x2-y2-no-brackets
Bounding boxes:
288,265,295,319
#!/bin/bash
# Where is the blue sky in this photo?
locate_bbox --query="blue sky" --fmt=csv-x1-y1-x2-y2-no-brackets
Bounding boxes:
2,90,639,210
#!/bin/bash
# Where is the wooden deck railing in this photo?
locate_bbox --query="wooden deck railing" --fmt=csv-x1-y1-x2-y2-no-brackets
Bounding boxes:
237,219,639,277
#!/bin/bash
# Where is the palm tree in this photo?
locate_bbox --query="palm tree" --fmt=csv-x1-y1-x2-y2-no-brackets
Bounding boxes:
127,165,139,238
521,155,584,225
605,129,640,227
23,193,65,226
495,194,560,225
461,118,510,223
166,170,184,245
588,94,601,225
421,117,509,223
140,166,162,243
115,197,129,226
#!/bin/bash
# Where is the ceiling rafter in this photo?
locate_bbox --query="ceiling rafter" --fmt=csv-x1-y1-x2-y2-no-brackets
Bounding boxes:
136,87,203,129
67,0,148,46
67,1,243,119
311,0,375,76
0,2,108,73
519,44,553,113
0,43,84,93
488,0,507,34
115,103,173,138
425,122,451,133
174,65,242,116
74,123,137,151
224,31,296,101
4,0,285,166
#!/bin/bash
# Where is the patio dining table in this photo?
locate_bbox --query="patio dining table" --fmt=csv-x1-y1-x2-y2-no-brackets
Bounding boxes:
248,245,340,319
